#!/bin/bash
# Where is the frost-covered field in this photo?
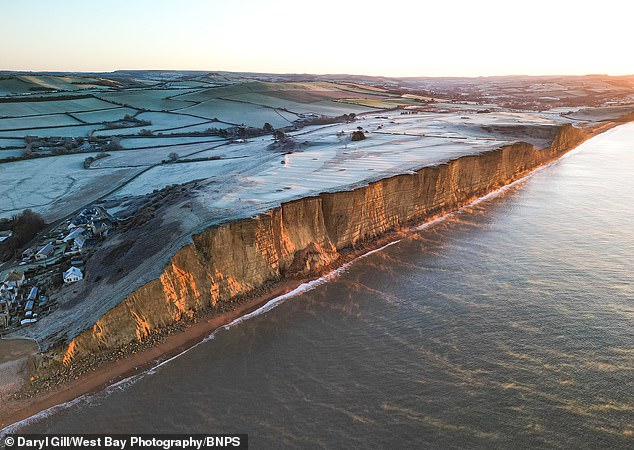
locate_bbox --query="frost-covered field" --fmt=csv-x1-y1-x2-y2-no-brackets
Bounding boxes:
0,138,25,148
100,111,553,205
119,136,224,149
0,113,81,130
0,153,139,220
177,99,297,128
97,89,199,111
0,74,584,224
111,158,240,197
71,107,139,123
0,97,116,117
221,92,376,116
90,141,226,168
0,149,24,158
92,112,212,136
135,111,210,130
165,121,233,133
0,75,112,95
0,124,104,138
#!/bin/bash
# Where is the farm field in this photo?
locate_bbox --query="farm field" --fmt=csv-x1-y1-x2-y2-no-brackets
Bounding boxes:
119,136,224,149
0,70,631,225
90,141,227,168
173,81,377,117
0,113,81,131
110,158,241,198
215,91,370,116
340,97,423,108
96,89,199,111
0,152,139,220
0,149,24,158
0,97,117,117
165,121,233,133
135,111,210,130
0,75,118,96
71,107,139,123
0,124,104,138
0,138,25,148
176,98,298,127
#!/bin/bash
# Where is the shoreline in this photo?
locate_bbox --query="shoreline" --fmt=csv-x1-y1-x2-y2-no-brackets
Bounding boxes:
0,118,629,432
0,277,309,430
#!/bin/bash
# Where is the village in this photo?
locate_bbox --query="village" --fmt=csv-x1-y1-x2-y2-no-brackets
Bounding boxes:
0,206,115,332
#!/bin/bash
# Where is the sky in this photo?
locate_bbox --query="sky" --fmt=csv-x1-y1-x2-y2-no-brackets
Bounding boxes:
1,0,632,77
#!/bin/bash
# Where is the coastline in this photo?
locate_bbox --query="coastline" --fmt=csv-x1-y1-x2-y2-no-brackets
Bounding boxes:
0,118,629,432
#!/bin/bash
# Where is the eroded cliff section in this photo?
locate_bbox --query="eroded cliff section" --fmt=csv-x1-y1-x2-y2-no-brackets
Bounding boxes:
55,123,591,368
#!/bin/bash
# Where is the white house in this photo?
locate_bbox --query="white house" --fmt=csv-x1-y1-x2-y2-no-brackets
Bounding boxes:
63,267,84,283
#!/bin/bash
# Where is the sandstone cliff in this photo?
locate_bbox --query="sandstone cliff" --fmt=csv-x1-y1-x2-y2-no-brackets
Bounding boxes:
57,123,589,367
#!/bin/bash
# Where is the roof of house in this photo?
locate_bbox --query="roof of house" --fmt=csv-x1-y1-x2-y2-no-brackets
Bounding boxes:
36,243,54,256
63,267,83,278
63,227,86,242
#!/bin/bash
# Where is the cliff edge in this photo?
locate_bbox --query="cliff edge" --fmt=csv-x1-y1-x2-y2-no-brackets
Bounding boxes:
52,123,589,370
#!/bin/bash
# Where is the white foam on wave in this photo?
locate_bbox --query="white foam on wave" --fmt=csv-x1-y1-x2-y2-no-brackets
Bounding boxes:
0,395,86,437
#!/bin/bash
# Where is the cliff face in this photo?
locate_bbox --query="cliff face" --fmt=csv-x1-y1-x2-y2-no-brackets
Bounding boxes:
59,124,588,366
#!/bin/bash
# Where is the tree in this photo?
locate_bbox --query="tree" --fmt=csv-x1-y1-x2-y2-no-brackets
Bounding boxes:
238,127,249,139
273,130,286,141
351,130,366,141
168,152,179,161
0,209,47,262
263,122,274,132
104,137,122,151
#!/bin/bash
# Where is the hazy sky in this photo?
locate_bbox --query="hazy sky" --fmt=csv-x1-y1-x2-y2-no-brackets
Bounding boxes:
1,0,631,77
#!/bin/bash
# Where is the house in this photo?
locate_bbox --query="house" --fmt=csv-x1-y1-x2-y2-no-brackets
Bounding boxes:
68,214,89,230
35,243,55,261
2,270,25,287
63,267,83,283
90,219,112,236
63,227,85,243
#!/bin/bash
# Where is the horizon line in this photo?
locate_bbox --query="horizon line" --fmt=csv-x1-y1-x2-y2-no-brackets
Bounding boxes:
1,69,634,80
